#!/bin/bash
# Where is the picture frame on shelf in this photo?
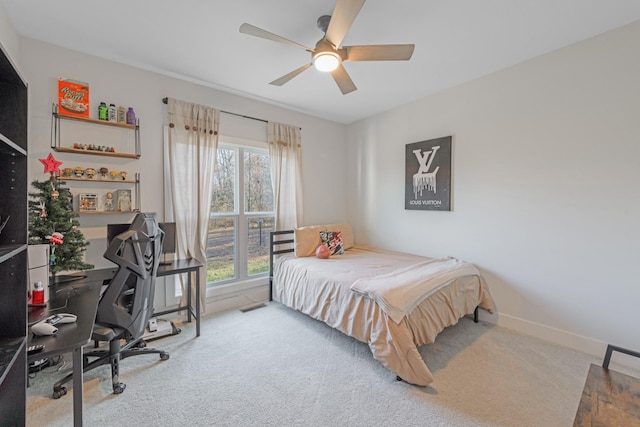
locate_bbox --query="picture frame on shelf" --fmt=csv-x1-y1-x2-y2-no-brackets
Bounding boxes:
116,189,132,212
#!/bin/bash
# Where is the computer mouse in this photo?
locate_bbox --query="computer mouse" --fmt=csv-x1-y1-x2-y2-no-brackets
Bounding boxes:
32,322,58,336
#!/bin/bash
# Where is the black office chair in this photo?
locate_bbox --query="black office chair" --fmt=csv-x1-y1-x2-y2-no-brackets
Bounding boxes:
53,213,169,398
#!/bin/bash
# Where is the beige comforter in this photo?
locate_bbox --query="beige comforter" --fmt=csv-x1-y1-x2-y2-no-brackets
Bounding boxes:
272,246,494,386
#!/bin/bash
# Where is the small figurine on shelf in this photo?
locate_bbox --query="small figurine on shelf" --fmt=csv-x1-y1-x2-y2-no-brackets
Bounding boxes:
105,192,115,211
120,171,128,181
62,167,74,178
99,167,109,179
74,166,84,178
109,170,119,180
85,168,96,179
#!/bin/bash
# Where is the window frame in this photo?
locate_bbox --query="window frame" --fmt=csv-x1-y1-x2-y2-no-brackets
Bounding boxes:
206,137,274,295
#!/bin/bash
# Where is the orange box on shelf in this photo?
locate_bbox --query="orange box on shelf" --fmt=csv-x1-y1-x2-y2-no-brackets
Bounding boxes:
58,78,90,118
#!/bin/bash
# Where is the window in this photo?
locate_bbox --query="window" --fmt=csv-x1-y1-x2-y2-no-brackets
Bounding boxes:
207,142,274,286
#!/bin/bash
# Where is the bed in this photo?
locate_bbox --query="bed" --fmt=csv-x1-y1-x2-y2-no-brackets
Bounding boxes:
269,224,494,386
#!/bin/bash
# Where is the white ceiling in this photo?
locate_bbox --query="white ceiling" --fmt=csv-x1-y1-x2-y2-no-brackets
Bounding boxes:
2,0,640,124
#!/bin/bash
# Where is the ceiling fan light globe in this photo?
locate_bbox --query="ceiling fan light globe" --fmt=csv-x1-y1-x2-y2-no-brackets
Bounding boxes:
314,52,340,72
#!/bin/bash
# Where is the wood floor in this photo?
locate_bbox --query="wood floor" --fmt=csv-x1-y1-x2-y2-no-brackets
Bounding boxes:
573,363,640,426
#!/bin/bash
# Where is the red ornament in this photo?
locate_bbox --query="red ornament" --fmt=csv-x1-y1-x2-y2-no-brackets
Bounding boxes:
315,245,330,259
39,153,63,175
47,232,64,245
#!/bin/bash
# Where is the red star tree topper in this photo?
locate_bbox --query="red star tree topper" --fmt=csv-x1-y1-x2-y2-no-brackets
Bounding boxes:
39,153,63,175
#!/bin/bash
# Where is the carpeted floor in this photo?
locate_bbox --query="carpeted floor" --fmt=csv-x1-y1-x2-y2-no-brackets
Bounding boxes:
27,303,603,427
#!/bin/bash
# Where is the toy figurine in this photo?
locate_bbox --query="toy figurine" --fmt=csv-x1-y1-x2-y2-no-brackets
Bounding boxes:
105,192,114,211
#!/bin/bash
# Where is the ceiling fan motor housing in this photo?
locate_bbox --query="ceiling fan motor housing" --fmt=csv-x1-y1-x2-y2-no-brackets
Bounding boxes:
317,15,332,34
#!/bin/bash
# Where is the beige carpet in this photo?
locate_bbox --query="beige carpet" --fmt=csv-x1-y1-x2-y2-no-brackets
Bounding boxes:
27,303,602,426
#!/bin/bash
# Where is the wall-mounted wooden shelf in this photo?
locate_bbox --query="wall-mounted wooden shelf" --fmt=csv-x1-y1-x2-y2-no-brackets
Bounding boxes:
50,104,141,158
53,112,137,130
61,176,138,184
52,146,139,159
74,210,140,215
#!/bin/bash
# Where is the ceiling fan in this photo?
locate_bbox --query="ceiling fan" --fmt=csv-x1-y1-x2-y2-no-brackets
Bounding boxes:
239,0,415,95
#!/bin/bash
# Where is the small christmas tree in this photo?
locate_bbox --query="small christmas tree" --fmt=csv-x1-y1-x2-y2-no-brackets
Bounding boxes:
29,158,93,276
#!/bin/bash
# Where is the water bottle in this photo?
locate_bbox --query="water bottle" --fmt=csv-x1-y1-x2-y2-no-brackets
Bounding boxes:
126,107,136,125
117,106,126,123
98,102,108,120
108,104,117,122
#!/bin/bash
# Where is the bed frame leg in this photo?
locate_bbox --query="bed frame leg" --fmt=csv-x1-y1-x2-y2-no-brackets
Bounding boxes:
474,306,479,323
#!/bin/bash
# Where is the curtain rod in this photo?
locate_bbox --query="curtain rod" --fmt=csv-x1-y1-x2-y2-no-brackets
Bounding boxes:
162,97,267,124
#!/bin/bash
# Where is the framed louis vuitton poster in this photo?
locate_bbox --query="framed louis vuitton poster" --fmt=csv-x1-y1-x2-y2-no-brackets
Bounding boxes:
405,136,452,211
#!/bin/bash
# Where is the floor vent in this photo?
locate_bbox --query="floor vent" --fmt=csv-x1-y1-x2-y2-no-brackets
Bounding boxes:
240,304,266,313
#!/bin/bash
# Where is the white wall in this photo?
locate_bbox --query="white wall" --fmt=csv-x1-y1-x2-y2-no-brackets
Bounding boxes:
0,5,19,65
15,37,347,310
346,21,640,358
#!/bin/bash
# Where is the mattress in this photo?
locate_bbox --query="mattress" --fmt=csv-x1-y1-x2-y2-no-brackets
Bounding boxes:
272,246,494,386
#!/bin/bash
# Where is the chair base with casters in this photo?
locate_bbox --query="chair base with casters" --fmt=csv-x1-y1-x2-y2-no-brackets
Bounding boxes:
52,325,169,398
52,212,169,398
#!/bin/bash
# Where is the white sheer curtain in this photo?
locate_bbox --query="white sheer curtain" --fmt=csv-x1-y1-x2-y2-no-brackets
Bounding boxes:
268,122,303,231
166,98,219,313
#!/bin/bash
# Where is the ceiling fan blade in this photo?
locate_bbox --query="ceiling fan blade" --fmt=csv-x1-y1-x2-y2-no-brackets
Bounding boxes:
269,63,312,86
325,0,366,48
331,63,357,95
240,23,312,51
343,44,415,61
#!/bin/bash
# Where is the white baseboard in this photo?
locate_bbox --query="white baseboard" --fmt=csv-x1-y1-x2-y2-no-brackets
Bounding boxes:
204,283,269,315
489,312,606,356
481,311,640,372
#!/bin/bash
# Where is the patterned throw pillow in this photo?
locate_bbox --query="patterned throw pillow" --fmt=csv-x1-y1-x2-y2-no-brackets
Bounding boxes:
319,230,344,255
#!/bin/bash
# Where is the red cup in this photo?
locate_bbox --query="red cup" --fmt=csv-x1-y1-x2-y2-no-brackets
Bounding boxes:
32,282,45,305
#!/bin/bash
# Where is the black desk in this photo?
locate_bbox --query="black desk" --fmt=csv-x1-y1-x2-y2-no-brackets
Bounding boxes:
26,260,201,426
28,270,107,427
154,258,203,337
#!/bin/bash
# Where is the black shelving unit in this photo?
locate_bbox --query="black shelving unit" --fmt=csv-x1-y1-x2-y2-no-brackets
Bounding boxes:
0,41,28,425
